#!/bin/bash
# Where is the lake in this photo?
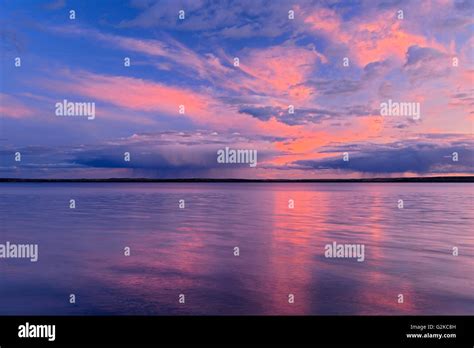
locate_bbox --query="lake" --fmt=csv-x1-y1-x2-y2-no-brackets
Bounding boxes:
0,182,473,315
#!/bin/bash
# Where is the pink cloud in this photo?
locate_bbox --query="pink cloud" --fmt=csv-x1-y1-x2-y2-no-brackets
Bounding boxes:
0,93,35,119
238,44,325,103
304,8,446,66
48,70,210,114
35,69,267,133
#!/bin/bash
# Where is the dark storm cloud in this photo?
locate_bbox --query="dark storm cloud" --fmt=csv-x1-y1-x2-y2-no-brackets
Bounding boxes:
296,143,474,174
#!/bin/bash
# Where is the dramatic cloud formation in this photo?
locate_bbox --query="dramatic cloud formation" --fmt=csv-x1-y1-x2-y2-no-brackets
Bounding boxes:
0,0,472,178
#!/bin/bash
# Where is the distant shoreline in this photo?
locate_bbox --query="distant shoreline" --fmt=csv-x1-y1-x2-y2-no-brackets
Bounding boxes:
0,176,473,183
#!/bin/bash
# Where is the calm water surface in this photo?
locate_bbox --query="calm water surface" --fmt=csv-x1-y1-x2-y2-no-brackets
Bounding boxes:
0,183,473,315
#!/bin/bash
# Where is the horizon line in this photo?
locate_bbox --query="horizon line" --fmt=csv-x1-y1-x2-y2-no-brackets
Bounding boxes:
1,176,473,183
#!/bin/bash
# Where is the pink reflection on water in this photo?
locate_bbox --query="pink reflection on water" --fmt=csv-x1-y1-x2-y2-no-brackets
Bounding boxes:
263,189,332,314
356,186,417,314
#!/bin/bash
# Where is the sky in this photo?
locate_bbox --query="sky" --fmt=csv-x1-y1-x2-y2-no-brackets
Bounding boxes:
0,0,473,179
